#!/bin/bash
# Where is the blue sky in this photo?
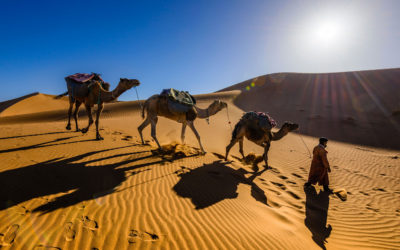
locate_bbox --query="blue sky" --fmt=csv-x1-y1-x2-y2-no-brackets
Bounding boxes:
0,0,399,101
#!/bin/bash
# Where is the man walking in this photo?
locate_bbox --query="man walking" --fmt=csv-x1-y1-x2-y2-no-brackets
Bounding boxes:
304,137,332,192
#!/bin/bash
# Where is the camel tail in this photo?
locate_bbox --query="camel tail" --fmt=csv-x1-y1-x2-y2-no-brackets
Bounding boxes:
232,118,244,139
141,99,149,119
54,91,68,99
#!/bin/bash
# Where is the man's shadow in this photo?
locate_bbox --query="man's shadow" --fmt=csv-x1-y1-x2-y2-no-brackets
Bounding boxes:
304,186,332,250
173,160,268,209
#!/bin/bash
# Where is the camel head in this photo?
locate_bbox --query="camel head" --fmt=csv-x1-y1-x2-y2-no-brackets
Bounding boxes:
209,99,228,112
281,122,299,132
118,78,141,90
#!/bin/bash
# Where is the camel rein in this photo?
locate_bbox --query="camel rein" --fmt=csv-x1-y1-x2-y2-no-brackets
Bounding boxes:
297,128,312,158
226,105,232,132
134,86,143,111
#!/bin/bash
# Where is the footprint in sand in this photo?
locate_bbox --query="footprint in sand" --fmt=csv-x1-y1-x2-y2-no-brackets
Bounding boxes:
64,222,75,241
271,181,287,190
128,230,159,244
33,245,61,250
82,216,98,230
1,224,19,246
122,135,133,141
14,205,30,215
278,175,288,180
291,173,303,179
366,206,380,213
287,190,301,200
372,187,386,192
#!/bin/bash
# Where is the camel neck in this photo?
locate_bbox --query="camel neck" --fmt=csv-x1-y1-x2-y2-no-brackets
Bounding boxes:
271,127,289,141
101,85,123,102
195,104,218,119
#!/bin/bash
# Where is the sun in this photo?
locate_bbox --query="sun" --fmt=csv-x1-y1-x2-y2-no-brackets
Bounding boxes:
311,19,344,46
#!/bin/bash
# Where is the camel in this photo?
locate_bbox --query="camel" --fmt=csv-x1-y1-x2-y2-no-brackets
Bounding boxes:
58,77,140,140
225,112,299,167
138,94,227,153
57,73,109,132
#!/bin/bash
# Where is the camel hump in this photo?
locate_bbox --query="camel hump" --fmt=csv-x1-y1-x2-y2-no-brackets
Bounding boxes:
160,88,196,106
242,111,277,129
66,73,105,85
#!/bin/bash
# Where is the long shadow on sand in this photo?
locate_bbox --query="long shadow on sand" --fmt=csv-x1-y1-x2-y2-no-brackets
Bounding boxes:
173,160,268,209
0,136,101,154
304,186,332,250
0,131,72,140
0,145,198,213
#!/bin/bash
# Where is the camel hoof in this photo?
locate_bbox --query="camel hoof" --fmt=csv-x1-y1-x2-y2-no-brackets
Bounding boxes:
96,135,104,140
75,129,80,132
81,129,88,134
66,125,71,130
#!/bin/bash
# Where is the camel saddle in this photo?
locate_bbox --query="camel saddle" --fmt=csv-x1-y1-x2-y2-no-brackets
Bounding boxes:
161,88,197,121
247,111,277,129
66,73,104,84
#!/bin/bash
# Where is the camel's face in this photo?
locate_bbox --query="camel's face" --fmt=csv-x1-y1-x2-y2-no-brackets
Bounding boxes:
212,100,228,110
119,78,141,89
283,122,299,131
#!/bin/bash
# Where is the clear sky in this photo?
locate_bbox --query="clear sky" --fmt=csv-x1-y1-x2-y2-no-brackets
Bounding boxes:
1,0,399,101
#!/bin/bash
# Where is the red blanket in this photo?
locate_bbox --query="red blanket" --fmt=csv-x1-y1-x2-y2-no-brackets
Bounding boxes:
66,73,104,83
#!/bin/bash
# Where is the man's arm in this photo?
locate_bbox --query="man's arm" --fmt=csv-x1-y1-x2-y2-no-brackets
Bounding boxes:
320,149,331,172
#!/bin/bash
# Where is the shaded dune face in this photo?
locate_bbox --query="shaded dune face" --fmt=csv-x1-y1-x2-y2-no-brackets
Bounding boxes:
221,68,400,149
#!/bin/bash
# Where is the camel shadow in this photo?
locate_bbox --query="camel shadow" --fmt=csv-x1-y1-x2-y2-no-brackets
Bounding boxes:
0,136,100,154
304,186,332,250
173,160,268,209
0,144,198,214
0,131,72,140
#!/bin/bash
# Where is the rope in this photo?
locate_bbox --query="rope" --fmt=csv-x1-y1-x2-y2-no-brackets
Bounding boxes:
297,129,311,158
97,85,101,105
226,105,232,132
134,86,143,110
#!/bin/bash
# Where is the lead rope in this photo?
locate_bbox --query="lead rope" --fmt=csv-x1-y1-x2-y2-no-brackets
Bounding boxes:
134,86,143,110
226,105,232,132
97,85,101,105
297,128,312,158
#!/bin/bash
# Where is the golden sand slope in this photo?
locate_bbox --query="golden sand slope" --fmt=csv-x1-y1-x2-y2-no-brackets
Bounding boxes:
0,71,399,249
0,93,68,117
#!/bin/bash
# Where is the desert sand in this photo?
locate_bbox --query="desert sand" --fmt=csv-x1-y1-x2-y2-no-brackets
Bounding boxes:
0,69,399,249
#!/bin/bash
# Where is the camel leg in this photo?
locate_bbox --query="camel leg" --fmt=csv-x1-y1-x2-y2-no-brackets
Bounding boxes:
150,117,161,149
66,99,73,130
95,103,104,140
181,122,187,144
263,141,271,168
239,139,245,158
73,101,82,132
138,117,151,144
81,104,93,134
188,121,205,154
225,137,240,160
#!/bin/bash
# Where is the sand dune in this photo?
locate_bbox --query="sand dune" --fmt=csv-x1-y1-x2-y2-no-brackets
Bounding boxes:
221,68,400,149
0,69,399,249
0,93,69,118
